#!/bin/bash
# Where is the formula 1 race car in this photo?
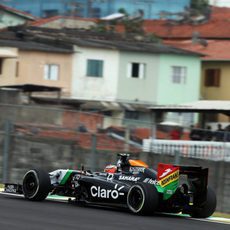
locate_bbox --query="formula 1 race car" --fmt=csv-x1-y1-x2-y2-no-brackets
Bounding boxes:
4,153,216,218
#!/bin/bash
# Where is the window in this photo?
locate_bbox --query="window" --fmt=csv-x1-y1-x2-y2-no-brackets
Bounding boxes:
15,61,19,77
125,111,139,120
0,58,3,75
43,9,59,17
204,69,220,87
91,8,101,17
171,66,187,84
128,63,145,79
44,64,59,80
87,59,103,77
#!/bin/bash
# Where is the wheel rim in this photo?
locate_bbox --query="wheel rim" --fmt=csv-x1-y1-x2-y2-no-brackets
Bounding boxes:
128,186,144,213
23,171,39,198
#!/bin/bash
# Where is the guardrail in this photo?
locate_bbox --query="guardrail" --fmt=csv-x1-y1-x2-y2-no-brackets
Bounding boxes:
143,139,230,162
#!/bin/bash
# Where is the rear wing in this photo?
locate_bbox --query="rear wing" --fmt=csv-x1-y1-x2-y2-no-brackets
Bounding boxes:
175,165,209,205
156,163,208,203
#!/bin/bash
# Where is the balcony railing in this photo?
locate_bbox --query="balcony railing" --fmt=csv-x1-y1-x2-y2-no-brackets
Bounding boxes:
143,139,230,162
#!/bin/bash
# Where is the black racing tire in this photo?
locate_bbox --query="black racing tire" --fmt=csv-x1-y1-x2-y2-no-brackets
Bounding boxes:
22,168,51,201
127,183,158,215
190,187,217,218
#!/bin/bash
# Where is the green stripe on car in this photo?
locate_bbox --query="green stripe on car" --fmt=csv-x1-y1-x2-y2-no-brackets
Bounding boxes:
60,170,73,185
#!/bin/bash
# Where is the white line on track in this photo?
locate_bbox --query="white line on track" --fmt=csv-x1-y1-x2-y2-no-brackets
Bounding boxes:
193,217,230,225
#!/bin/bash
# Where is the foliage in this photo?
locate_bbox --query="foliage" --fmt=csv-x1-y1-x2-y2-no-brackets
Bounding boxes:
118,8,128,16
190,0,209,12
121,18,144,34
92,8,160,43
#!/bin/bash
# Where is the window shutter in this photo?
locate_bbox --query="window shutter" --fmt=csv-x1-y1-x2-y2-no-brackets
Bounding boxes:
139,63,145,79
44,64,49,80
127,63,132,78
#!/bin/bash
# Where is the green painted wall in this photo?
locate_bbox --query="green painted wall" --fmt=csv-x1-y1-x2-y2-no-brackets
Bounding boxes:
116,52,160,104
116,51,201,105
157,54,201,104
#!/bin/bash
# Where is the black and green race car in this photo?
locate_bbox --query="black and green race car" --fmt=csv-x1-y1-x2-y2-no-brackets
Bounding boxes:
4,153,216,217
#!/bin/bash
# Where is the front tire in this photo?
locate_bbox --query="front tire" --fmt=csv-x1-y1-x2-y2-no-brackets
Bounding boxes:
127,183,158,215
190,187,217,218
22,169,51,201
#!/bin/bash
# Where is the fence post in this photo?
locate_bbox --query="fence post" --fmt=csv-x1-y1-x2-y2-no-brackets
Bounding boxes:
124,126,130,152
174,150,181,165
91,133,97,171
3,120,12,183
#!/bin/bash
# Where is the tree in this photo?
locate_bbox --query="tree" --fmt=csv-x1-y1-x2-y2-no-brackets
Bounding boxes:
190,0,209,13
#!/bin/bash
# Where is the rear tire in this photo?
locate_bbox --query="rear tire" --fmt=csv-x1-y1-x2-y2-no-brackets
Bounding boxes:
22,169,51,201
127,183,158,215
190,187,216,218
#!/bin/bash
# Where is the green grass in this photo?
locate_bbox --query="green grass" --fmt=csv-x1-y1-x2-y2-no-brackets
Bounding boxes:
213,212,230,219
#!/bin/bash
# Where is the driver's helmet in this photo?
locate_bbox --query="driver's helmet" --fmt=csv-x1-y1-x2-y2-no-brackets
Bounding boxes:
104,164,117,173
116,153,130,172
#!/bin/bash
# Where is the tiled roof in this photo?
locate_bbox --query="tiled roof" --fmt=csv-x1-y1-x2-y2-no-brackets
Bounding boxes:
0,26,202,57
116,6,230,39
164,39,230,60
17,26,204,56
0,4,36,20
0,38,73,53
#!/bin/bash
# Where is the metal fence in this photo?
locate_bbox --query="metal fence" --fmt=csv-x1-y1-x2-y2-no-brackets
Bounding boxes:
143,139,230,162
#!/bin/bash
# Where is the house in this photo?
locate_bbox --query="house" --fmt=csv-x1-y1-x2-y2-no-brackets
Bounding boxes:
69,32,201,127
139,6,230,126
0,28,73,97
162,39,230,126
0,26,202,128
70,35,201,104
0,4,36,29
19,27,201,126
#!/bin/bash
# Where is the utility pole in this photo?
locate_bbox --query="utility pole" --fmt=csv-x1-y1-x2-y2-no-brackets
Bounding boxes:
91,133,97,171
124,126,130,152
39,0,44,18
137,0,155,18
3,120,12,183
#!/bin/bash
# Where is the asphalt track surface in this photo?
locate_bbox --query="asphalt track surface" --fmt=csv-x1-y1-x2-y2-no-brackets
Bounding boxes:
0,195,229,230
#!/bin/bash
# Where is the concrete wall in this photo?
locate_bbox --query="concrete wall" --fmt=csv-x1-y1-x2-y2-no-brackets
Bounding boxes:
201,61,230,123
0,10,28,29
72,46,119,100
0,50,73,96
117,52,160,104
201,62,230,101
39,18,96,29
157,54,201,104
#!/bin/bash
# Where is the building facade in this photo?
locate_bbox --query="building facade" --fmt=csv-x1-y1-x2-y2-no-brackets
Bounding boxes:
0,47,73,97
71,42,201,127
2,0,191,19
0,27,201,128
71,46,200,105
0,4,35,28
